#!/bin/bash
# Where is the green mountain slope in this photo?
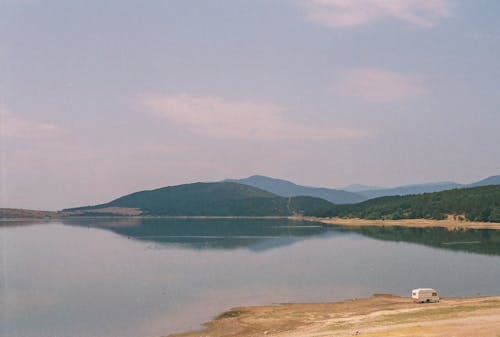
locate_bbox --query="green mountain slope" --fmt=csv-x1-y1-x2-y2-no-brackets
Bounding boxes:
313,185,500,222
64,182,333,216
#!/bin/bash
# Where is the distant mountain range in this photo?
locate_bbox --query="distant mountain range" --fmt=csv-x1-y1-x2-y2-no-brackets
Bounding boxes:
341,184,384,193
226,174,500,203
468,175,500,187
352,175,500,199
353,182,464,199
224,175,365,204
63,182,333,216
1,174,499,220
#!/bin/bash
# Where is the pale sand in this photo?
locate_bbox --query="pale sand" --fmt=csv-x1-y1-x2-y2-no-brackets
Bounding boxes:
298,216,500,230
167,295,500,337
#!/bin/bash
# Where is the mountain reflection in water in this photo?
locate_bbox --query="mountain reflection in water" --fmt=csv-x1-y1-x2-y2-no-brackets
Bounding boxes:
63,218,334,251
347,225,500,256
3,218,500,337
62,217,500,256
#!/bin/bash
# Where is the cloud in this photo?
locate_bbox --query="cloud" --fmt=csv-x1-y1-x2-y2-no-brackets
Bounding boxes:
0,107,63,139
298,0,453,28
337,67,427,102
140,93,364,141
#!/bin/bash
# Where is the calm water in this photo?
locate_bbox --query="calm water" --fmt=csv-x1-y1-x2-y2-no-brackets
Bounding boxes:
1,218,500,337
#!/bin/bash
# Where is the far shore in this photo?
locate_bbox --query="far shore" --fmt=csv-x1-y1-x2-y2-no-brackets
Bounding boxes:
2,208,500,230
298,216,500,230
167,294,500,337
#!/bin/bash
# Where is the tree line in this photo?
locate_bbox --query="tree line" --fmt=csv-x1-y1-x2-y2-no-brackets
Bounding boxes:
310,185,500,223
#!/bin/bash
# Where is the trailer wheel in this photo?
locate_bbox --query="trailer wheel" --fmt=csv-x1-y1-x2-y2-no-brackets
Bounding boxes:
426,299,430,303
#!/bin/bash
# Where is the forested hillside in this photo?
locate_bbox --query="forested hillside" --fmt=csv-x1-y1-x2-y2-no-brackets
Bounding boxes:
312,185,500,222
64,182,334,216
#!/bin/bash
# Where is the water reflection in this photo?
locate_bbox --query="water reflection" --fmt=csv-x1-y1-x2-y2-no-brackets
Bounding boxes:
0,219,53,227
62,217,500,256
63,218,334,251
2,219,500,337
343,225,500,256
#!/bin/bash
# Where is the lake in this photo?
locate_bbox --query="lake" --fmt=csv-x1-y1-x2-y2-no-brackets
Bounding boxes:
1,218,500,337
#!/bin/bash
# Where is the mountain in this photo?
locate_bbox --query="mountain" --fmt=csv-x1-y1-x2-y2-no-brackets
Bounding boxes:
353,174,500,199
468,175,500,187
314,185,500,222
225,174,499,203
63,182,334,216
225,175,366,204
342,184,383,193
356,182,464,199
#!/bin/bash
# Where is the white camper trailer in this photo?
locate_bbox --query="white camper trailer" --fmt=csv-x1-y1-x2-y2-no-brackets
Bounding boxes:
412,288,439,303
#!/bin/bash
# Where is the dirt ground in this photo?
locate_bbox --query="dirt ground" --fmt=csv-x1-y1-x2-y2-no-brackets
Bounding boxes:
167,295,500,337
0,207,143,219
0,208,59,219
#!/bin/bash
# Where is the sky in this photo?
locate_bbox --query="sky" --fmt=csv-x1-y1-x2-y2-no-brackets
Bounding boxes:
1,0,499,210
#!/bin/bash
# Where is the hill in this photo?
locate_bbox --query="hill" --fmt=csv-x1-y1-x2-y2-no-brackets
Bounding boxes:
64,182,334,216
313,185,500,222
225,175,366,204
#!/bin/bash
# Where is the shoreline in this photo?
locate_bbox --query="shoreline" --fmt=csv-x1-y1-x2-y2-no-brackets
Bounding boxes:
2,213,500,230
2,207,499,230
298,216,500,230
167,294,500,337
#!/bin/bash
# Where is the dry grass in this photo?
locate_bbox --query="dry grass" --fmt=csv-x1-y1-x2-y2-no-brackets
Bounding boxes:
167,295,500,337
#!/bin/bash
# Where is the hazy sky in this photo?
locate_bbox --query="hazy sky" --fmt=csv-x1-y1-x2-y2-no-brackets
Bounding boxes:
1,0,499,210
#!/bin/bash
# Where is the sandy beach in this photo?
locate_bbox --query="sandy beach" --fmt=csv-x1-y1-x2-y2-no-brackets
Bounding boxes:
167,294,500,337
300,216,500,230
